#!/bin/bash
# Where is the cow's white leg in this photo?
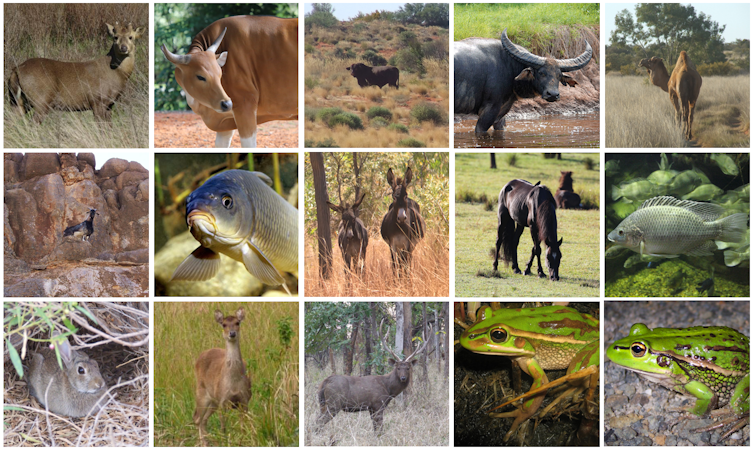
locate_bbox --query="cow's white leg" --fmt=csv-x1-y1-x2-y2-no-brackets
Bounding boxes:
215,130,234,148
240,131,257,148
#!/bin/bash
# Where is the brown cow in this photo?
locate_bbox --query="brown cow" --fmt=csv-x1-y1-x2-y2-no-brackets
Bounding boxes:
161,16,298,148
639,51,702,140
346,63,399,89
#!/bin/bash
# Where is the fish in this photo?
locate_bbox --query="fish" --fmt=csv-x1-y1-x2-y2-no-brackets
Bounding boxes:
170,169,298,293
611,180,659,202
710,153,739,176
607,196,748,258
668,170,708,196
724,244,750,267
605,159,620,176
681,184,724,201
647,169,678,186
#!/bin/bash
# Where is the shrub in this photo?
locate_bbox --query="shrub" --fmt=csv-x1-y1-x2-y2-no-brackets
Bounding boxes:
304,43,315,54
305,138,339,148
306,11,338,29
366,106,392,120
620,64,639,76
362,50,388,66
304,107,318,122
410,102,445,125
397,137,426,147
388,123,409,133
697,61,737,76
398,31,419,49
332,47,356,60
393,48,424,74
421,38,448,59
328,112,363,130
304,77,319,90
371,117,389,128
315,107,344,124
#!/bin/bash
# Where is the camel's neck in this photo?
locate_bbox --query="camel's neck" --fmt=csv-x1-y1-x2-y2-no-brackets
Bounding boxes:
650,67,670,92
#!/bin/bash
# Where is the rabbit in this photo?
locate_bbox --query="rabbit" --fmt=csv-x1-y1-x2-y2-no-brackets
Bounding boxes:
27,335,108,417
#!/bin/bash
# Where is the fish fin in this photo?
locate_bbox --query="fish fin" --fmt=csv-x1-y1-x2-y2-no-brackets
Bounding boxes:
241,241,286,286
716,213,748,243
724,250,740,267
685,241,717,257
611,185,621,201
645,253,679,258
251,172,273,187
170,247,221,281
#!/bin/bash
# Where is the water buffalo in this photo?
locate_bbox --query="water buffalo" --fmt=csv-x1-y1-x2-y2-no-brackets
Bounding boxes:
455,28,593,136
346,63,399,89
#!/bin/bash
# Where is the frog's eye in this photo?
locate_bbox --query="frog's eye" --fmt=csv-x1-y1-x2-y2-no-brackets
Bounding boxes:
490,329,508,343
630,342,647,357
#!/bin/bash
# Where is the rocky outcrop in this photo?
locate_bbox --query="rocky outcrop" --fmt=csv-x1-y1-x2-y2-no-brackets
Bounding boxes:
4,153,149,297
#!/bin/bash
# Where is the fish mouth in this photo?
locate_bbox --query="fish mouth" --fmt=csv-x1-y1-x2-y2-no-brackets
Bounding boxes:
187,210,217,245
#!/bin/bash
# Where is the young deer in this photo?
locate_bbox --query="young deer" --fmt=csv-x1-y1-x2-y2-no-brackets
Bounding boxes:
193,308,252,446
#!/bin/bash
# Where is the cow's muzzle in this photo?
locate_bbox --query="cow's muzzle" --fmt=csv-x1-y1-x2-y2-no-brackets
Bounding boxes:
220,100,233,112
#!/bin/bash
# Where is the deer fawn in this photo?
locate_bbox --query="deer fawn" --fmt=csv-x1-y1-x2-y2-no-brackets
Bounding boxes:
194,308,252,446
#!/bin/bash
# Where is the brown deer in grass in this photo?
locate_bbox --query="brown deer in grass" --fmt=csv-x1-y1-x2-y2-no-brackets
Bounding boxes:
194,308,252,446
327,192,369,279
8,22,144,123
381,168,425,277
316,319,430,434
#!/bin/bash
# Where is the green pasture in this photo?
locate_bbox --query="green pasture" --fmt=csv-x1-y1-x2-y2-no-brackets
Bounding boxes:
455,153,600,297
154,302,298,447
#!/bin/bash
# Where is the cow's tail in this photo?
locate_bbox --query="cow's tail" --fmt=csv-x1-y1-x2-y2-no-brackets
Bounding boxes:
396,72,400,89
7,68,28,113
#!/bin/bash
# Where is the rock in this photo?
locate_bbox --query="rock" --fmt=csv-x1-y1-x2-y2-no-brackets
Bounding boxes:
98,158,130,179
6,174,65,261
155,231,264,296
115,170,148,190
77,153,96,170
115,248,149,264
136,179,149,202
128,161,148,173
4,159,18,184
19,154,61,181
4,263,148,297
59,153,77,168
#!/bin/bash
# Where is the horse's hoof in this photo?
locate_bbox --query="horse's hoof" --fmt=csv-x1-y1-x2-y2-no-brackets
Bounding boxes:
523,270,531,276
538,273,546,279
514,269,522,275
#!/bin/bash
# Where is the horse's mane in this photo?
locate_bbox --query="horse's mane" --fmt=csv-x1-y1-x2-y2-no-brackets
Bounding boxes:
535,190,558,244
558,172,574,191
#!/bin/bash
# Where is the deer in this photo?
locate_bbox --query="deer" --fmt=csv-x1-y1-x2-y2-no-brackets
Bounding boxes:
315,319,429,435
327,192,369,280
193,308,252,446
8,22,144,123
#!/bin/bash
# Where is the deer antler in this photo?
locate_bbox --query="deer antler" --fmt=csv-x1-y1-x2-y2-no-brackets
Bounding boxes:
379,318,431,361
405,323,431,361
379,318,401,361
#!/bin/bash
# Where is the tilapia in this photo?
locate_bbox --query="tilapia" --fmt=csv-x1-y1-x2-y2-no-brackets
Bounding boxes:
607,196,748,258
171,169,298,293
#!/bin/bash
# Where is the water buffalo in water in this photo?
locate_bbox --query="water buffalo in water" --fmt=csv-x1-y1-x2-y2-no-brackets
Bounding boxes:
455,28,592,136
346,63,399,88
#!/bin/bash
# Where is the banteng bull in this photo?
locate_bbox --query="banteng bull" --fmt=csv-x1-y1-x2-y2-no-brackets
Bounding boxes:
327,192,369,279
639,52,702,140
8,22,144,123
316,320,429,434
455,28,593,136
161,16,298,148
346,63,399,88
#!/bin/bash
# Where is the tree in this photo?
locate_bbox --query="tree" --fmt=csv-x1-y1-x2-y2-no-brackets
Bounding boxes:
490,153,497,169
306,3,338,29
395,3,449,28
311,152,332,279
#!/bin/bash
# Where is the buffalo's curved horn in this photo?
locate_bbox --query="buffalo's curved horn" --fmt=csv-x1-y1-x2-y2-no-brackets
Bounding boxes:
555,39,592,72
500,28,546,69
161,44,191,65
207,27,227,53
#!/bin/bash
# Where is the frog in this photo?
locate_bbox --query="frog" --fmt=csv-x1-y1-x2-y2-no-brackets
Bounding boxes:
606,323,750,439
459,305,600,442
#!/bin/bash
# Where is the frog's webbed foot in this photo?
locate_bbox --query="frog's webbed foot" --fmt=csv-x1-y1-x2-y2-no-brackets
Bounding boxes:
691,408,750,440
491,398,544,442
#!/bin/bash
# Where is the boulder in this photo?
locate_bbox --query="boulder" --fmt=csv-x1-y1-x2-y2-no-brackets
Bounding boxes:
20,153,60,181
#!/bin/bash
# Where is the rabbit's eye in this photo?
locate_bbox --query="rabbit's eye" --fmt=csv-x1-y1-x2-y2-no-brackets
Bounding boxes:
78,366,86,375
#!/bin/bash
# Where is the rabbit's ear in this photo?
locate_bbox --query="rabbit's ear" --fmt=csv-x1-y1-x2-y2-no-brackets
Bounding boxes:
57,338,73,365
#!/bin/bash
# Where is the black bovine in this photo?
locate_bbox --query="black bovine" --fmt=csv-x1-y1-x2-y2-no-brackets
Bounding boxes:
327,192,369,279
493,180,562,281
454,28,593,136
380,168,425,277
346,63,399,88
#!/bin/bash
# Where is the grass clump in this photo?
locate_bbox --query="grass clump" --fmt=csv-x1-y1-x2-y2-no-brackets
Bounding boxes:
388,123,409,133
366,106,393,120
328,112,363,130
397,137,425,147
410,102,445,125
583,157,594,170
305,138,340,148
371,117,390,128
315,107,345,124
505,153,517,167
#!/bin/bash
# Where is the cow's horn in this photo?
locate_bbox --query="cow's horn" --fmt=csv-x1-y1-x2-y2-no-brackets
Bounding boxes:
500,28,547,69
207,27,227,53
556,39,593,72
161,44,191,65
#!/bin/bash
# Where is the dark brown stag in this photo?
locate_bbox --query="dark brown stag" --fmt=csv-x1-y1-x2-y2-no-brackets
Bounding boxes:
316,320,429,434
381,168,425,277
327,192,369,278
554,171,581,209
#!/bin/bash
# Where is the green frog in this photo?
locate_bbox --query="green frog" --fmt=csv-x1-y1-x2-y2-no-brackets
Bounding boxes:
607,323,750,438
459,305,600,441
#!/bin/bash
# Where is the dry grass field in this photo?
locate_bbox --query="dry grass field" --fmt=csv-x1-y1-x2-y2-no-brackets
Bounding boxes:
4,4,149,148
305,19,449,148
606,74,750,148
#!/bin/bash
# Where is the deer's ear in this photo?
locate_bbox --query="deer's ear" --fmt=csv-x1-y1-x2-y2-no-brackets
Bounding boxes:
410,358,418,366
388,358,396,366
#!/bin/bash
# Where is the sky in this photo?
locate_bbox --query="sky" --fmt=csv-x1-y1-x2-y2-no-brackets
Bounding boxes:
19,152,153,170
604,3,750,44
305,3,404,21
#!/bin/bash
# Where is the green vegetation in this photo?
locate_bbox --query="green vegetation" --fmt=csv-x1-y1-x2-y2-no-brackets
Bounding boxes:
366,106,393,120
410,102,445,125
328,112,363,129
455,153,600,297
397,137,426,147
388,123,409,133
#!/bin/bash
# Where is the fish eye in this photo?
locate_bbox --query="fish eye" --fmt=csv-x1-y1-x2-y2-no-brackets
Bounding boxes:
618,229,624,236
222,195,233,209
490,329,508,343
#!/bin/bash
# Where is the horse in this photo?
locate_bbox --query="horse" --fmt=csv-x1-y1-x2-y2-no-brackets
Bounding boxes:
493,179,562,281
555,171,581,209
327,192,369,280
381,167,425,277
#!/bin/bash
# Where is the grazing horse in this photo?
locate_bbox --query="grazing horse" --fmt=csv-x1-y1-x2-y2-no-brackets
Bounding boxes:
327,192,369,279
493,179,562,281
381,167,425,277
555,171,581,209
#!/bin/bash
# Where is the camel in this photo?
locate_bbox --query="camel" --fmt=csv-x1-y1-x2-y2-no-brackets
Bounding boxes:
639,51,702,140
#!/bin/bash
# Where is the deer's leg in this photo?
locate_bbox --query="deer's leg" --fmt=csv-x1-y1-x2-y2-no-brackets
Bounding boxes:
511,223,525,274
315,407,336,432
370,408,385,434
193,393,216,446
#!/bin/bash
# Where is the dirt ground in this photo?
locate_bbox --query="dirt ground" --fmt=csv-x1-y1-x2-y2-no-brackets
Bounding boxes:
154,112,298,148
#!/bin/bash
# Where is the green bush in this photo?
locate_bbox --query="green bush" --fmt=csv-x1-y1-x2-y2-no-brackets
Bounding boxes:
332,47,356,60
583,157,594,170
620,64,639,76
371,117,389,128
304,77,318,90
388,123,409,133
328,112,363,130
505,153,517,167
316,107,344,124
393,48,424,74
410,102,445,125
304,107,319,122
305,138,340,148
304,43,315,54
397,137,425,147
366,106,393,120
697,61,737,76
306,10,338,29
362,50,388,66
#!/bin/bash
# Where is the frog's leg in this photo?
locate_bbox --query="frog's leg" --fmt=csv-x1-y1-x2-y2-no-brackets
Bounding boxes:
691,374,749,439
683,380,718,416
495,356,549,442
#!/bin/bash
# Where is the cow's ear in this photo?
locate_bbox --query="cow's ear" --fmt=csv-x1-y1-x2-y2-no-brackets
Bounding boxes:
216,51,228,68
560,74,578,87
514,67,534,81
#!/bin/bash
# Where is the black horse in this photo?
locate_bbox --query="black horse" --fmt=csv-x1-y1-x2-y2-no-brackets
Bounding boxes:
493,180,562,281
381,167,425,277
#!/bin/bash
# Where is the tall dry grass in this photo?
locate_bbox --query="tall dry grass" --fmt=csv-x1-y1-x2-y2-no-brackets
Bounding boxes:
4,4,149,148
606,74,749,148
304,354,449,446
304,230,449,297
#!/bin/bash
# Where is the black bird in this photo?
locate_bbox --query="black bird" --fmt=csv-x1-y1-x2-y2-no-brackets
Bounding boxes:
63,209,98,241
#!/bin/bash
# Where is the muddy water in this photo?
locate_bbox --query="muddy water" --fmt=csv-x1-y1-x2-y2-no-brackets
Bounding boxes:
454,112,600,148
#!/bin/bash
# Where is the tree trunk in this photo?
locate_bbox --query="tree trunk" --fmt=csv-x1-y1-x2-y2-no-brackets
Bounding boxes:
402,302,412,359
395,303,404,357
421,302,429,386
364,302,373,375
443,302,449,380
353,152,361,205
490,153,497,169
328,347,336,374
435,309,441,374
311,152,332,279
344,322,359,375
